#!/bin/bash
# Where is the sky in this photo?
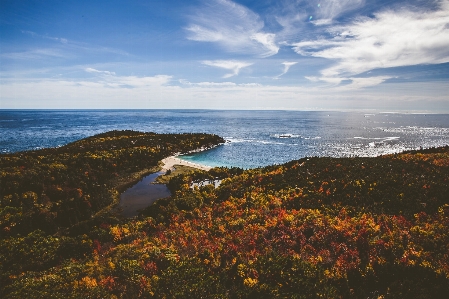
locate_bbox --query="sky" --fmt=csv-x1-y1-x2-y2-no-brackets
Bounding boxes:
1,0,448,112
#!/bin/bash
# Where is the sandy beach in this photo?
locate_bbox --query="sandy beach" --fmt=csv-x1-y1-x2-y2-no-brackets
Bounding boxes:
161,156,212,171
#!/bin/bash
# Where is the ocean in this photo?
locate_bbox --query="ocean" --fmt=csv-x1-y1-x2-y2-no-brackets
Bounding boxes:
1,110,448,169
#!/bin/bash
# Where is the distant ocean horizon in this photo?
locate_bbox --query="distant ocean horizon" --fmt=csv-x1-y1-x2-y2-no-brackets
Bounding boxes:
1,109,449,169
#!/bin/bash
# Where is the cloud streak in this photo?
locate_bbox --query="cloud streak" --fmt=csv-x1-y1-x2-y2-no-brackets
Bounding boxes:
275,62,298,79
85,68,116,76
4,30,130,61
273,0,365,43
313,0,365,24
1,48,69,60
186,0,279,57
179,79,236,87
202,60,252,78
82,68,171,88
22,30,68,44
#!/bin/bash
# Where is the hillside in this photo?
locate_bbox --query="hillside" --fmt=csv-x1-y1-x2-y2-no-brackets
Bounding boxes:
1,138,448,298
0,130,224,236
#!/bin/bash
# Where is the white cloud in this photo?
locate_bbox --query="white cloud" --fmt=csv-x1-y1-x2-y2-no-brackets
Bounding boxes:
293,0,449,86
274,0,364,43
305,76,343,85
1,48,68,60
180,80,262,88
250,33,279,57
311,19,333,26
305,75,391,89
85,68,116,76
275,61,298,78
315,0,365,21
292,39,340,57
186,0,279,57
8,30,129,62
202,60,252,78
82,69,171,88
179,79,237,87
78,68,172,88
21,30,69,44
110,75,172,88
238,83,262,87
337,76,392,90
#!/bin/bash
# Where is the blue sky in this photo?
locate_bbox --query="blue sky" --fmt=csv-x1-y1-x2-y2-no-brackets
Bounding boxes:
1,0,448,112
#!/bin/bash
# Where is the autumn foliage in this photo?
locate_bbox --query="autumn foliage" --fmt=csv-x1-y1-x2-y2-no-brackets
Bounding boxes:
1,136,448,298
0,130,224,236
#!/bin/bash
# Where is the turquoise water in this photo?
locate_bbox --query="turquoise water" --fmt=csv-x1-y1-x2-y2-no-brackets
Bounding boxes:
1,110,449,169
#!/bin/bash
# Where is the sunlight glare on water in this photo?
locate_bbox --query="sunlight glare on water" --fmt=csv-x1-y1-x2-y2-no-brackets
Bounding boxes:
1,110,448,169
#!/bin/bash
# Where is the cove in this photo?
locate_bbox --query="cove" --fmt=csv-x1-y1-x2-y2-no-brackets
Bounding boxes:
119,171,170,217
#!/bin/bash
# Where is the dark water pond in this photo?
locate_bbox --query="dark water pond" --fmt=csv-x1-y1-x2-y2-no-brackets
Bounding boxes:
119,171,170,217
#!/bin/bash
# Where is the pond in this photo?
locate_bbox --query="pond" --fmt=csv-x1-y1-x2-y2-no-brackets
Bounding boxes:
119,171,171,217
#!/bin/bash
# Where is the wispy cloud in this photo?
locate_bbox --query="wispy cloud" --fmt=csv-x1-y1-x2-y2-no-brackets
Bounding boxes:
179,79,263,88
250,33,279,57
179,79,236,87
22,30,68,44
82,68,171,88
274,0,365,43
1,48,69,60
294,0,449,87
305,75,392,89
186,0,279,57
11,30,130,60
108,75,172,88
85,68,116,76
202,60,252,78
274,61,298,79
305,76,342,85
339,76,392,90
313,0,365,24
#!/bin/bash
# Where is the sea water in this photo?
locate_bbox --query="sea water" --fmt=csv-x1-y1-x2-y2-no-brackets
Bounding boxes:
1,110,448,169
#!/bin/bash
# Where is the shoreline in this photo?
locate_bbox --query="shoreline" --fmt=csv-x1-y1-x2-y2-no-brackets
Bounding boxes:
161,155,212,171
160,143,221,172
118,154,213,217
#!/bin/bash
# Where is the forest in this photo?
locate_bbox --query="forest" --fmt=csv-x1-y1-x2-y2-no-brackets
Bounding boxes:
1,131,448,298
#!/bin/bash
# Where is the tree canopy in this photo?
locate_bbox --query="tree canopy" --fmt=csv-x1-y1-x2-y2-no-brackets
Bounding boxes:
1,134,448,298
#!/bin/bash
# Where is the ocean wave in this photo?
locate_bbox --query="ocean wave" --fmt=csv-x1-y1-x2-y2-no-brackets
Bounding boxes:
225,137,255,143
226,137,294,146
272,134,301,139
257,140,285,145
376,126,449,136
354,136,400,141
29,126,52,129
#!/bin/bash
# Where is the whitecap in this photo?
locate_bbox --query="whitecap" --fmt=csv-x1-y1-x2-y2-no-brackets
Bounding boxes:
273,133,301,139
